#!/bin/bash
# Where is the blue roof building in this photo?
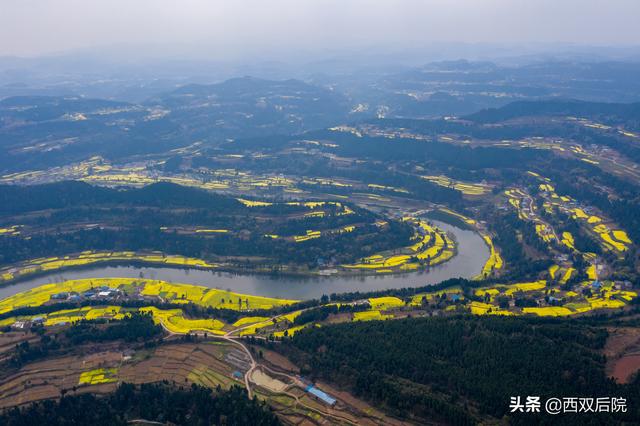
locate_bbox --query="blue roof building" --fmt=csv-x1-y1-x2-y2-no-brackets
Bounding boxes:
305,385,337,406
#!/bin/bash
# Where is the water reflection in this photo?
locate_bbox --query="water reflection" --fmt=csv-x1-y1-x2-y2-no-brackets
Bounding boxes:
0,221,489,300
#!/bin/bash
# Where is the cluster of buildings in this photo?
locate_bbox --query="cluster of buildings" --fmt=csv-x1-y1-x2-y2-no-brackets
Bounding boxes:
50,286,125,304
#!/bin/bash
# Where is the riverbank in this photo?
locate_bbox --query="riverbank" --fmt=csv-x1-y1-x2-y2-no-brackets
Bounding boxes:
0,222,489,300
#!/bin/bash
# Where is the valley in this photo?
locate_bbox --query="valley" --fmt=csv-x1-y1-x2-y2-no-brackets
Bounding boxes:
1,59,639,424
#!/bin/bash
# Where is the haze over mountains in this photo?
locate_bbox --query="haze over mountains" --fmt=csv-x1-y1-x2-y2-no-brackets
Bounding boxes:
2,43,640,100
2,52,640,174
2,1,640,424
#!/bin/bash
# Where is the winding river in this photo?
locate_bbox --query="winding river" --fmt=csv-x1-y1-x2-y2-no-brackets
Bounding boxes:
0,221,489,300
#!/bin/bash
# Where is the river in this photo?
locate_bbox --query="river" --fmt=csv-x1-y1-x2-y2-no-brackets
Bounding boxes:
0,221,489,300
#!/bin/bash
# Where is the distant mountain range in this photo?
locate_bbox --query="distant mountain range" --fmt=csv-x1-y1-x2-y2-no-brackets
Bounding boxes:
2,61,640,173
0,77,352,172
466,99,640,124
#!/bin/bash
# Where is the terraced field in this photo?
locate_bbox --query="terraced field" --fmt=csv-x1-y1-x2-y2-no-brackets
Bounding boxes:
341,217,456,273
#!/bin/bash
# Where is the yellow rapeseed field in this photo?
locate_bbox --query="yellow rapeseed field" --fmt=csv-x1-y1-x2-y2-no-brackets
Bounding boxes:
78,368,118,385
140,306,225,335
368,296,405,309
421,175,491,196
480,234,503,277
0,278,296,314
353,310,393,321
273,325,307,338
0,251,220,284
522,307,573,317
343,219,455,272
232,316,270,327
561,232,575,250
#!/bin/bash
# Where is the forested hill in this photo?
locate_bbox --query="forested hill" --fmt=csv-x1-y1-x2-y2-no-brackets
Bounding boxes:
0,181,242,215
282,316,640,425
465,99,640,124
0,383,280,426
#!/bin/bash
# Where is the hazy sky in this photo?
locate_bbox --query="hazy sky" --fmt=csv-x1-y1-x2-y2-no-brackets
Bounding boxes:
1,0,639,57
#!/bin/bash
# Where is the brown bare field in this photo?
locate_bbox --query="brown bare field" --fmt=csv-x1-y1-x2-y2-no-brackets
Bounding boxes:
611,355,640,384
0,342,243,409
258,346,300,373
0,350,123,408
325,312,352,324
0,332,35,358
604,327,640,383
0,338,409,425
